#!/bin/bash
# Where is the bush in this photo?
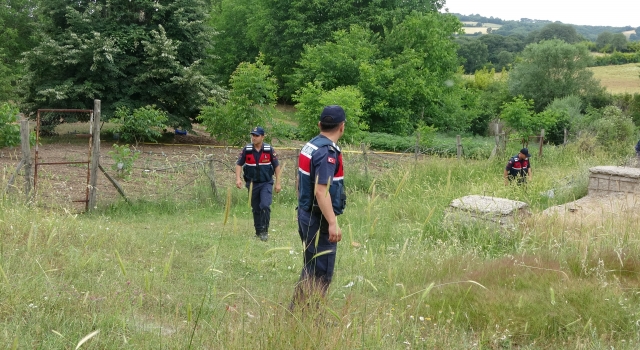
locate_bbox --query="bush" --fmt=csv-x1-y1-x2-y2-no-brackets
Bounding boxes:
362,132,494,158
592,106,635,153
108,144,140,179
0,102,21,148
112,105,168,145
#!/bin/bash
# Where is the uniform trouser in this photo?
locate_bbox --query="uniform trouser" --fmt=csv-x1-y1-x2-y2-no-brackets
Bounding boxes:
291,208,337,308
248,181,273,234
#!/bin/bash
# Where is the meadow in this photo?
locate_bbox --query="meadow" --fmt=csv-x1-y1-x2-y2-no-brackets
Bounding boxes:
1,138,640,349
589,63,640,94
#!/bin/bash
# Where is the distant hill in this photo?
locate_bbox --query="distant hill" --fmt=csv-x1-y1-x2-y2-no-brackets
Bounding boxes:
452,13,637,41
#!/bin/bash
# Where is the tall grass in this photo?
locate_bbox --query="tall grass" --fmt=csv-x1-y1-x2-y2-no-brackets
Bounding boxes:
1,144,639,348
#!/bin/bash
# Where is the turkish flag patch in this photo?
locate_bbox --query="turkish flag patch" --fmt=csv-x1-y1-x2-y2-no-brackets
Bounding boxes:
327,157,336,164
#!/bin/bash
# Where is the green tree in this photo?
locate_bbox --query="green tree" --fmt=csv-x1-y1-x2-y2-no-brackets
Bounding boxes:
500,96,557,145
0,0,40,101
289,25,378,94
293,82,367,142
478,34,525,71
112,105,168,146
206,0,260,84
592,106,635,152
251,0,445,99
508,39,602,112
532,23,583,44
0,102,21,148
290,12,463,135
198,55,278,146
20,0,216,128
456,37,489,74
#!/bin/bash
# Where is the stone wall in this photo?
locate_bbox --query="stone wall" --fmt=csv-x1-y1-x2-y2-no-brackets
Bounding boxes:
588,166,640,195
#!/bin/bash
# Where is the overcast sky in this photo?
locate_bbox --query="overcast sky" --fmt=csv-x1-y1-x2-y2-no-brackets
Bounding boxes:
442,0,640,28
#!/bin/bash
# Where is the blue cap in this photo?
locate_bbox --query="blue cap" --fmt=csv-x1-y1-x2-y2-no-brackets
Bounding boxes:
320,105,346,124
250,126,265,136
520,148,529,157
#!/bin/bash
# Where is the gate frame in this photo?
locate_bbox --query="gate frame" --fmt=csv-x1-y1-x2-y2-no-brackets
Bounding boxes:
34,100,101,211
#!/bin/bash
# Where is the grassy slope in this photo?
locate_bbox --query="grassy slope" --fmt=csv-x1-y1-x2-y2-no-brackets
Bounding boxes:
1,143,640,349
589,63,640,94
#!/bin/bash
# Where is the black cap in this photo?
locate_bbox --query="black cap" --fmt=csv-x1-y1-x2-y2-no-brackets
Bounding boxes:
319,105,346,124
250,126,265,136
520,148,529,157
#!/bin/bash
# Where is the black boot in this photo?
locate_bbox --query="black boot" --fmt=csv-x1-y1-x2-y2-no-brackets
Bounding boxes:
259,228,269,242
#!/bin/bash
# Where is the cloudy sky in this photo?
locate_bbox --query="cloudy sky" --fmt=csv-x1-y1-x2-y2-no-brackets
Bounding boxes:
442,0,640,27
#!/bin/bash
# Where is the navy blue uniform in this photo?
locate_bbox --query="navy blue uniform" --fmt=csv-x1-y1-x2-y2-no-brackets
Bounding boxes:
236,143,279,235
505,154,531,183
294,135,345,300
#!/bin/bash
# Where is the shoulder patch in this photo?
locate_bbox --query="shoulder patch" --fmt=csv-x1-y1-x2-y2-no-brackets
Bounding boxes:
327,157,336,164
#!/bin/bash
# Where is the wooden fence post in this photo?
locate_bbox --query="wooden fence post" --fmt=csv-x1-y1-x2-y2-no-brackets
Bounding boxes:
361,143,368,178
539,129,545,158
414,131,420,163
88,99,101,211
563,128,568,146
456,135,462,159
207,156,218,199
21,117,32,202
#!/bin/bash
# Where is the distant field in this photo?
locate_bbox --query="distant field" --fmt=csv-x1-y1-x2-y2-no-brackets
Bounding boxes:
589,63,640,94
461,27,489,35
460,22,501,35
461,21,502,28
622,30,635,39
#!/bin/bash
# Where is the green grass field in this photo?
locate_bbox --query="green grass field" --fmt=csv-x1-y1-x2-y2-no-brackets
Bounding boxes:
589,63,640,94
2,140,640,349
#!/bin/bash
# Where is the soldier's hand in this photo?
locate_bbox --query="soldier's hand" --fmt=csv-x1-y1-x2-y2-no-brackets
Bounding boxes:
236,179,243,189
274,182,282,193
328,222,342,243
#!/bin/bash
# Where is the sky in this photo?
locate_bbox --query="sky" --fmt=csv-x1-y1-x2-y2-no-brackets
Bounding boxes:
442,0,640,28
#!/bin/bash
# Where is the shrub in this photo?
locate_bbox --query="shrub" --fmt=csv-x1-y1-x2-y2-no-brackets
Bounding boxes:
108,144,140,179
112,105,168,145
0,102,21,148
592,106,635,153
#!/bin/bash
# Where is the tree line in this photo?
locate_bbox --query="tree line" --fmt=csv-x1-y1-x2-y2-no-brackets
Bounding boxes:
1,0,639,150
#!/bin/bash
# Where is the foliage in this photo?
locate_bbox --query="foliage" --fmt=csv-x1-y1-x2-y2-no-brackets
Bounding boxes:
206,0,260,85
293,82,367,143
592,51,640,66
19,0,216,128
108,144,140,179
251,0,446,99
501,96,558,145
530,23,584,44
0,0,40,101
591,106,635,152
0,102,21,148
288,25,378,94
508,39,603,112
477,34,524,71
112,105,168,145
456,37,488,74
198,55,278,146
596,31,628,52
612,93,640,126
362,132,493,157
545,95,583,143
290,12,464,135
362,12,463,134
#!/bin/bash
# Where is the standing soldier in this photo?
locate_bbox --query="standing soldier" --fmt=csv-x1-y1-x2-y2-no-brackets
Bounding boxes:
235,126,282,241
504,148,532,185
291,105,347,310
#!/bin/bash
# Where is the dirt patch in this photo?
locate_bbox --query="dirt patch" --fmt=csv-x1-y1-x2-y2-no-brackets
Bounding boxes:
540,192,640,227
0,128,304,212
